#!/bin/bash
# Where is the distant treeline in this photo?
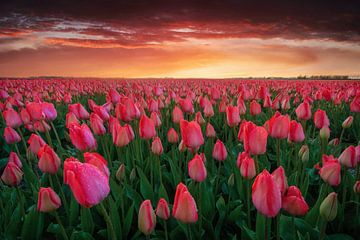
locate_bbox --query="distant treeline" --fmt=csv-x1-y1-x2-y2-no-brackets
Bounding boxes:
297,75,351,80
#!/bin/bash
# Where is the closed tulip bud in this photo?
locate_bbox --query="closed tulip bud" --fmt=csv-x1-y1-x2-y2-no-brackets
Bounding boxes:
151,137,163,155
116,164,126,182
226,105,240,127
112,122,131,147
156,198,170,220
319,155,341,186
167,128,179,143
3,108,22,128
138,200,156,235
206,122,216,138
178,140,186,152
272,166,288,195
180,120,204,149
37,187,61,212
172,106,184,123
354,181,360,194
319,126,330,140
320,192,338,221
342,116,353,129
179,98,194,114
150,112,162,128
212,139,227,161
20,108,31,124
237,152,256,180
188,154,207,182
244,122,268,155
92,105,109,121
38,144,61,174
195,111,205,125
69,123,97,151
84,152,110,177
298,145,309,162
4,127,21,144
90,113,106,136
338,146,357,168
314,109,330,129
282,186,309,216
268,112,290,139
130,168,137,182
64,157,110,207
252,170,282,217
1,162,23,186
295,101,312,120
27,133,46,154
288,120,305,143
228,173,235,187
68,103,89,120
328,138,339,146
65,112,79,129
139,114,157,140
250,100,262,115
203,104,214,117
172,183,198,223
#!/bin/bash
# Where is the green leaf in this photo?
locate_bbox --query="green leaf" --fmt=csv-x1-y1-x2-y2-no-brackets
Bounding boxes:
327,234,354,240
215,196,226,238
256,212,270,240
108,197,122,239
5,205,22,239
158,183,169,201
123,203,134,238
21,206,44,240
69,195,79,226
124,184,142,212
70,231,96,240
137,167,154,201
80,207,94,234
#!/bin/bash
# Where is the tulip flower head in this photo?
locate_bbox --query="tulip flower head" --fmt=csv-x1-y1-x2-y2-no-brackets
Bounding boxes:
172,183,198,223
37,187,61,212
138,200,156,235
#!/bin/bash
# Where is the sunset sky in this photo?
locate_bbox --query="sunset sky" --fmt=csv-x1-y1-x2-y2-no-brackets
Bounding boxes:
0,0,359,78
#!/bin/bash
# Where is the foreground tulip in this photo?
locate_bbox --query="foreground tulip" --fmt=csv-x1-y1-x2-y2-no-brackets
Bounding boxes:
1,162,23,186
282,186,309,216
38,144,61,174
172,183,198,223
180,120,204,150
84,152,110,177
41,102,57,122
268,112,290,139
4,126,21,144
237,152,256,180
156,198,170,220
314,109,330,129
272,166,288,195
319,155,341,186
295,101,312,120
338,146,357,168
212,139,227,161
3,108,22,128
69,123,97,151
64,157,110,207
188,154,207,182
90,113,106,135
252,170,281,217
288,120,305,142
244,122,268,155
226,105,240,127
139,114,157,140
68,103,89,120
138,200,156,236
37,187,61,212
320,192,338,221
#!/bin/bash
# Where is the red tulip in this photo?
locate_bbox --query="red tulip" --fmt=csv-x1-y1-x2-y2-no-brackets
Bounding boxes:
84,152,110,178
180,119,204,149
342,116,353,129
28,133,46,154
68,103,89,120
250,100,261,115
69,123,97,151
350,95,360,113
226,105,240,127
26,102,45,121
167,128,179,143
244,122,268,155
112,122,131,147
236,152,256,180
41,102,57,122
212,139,227,161
237,98,247,115
288,120,305,142
34,120,51,133
156,198,170,220
38,144,61,174
139,114,157,140
3,108,22,128
172,106,184,123
150,112,162,128
314,109,330,129
295,100,312,120
195,111,205,125
319,155,341,186
268,112,290,139
64,157,110,207
188,154,207,182
4,127,21,144
138,200,156,235
1,162,23,186
179,98,194,114
151,137,163,155
20,108,31,124
272,166,288,195
107,89,120,104
252,170,282,217
338,146,356,168
65,112,79,129
172,183,198,223
282,186,309,216
203,103,214,117
37,187,61,212
206,122,216,138
92,105,110,122
8,152,22,168
90,113,106,136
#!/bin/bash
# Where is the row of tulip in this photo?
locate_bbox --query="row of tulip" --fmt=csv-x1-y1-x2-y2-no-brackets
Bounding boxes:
0,78,359,239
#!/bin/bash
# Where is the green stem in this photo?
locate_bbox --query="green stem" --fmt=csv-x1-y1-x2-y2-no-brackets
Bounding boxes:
215,161,222,194
53,211,69,240
187,224,193,240
276,213,280,240
45,128,54,148
319,220,327,240
98,202,116,240
54,174,69,217
164,220,169,240
292,216,296,240
16,187,25,219
247,180,251,228
198,182,202,232
339,128,345,145
356,164,360,180
16,127,28,153
158,155,162,185
265,217,269,240
276,138,281,167
254,155,259,174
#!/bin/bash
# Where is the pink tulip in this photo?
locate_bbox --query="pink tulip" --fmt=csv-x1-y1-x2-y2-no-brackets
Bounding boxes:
156,198,170,220
138,200,156,235
28,133,46,154
338,146,357,168
288,120,305,142
188,154,207,182
237,152,256,180
69,123,97,151
38,144,61,174
84,152,110,178
226,105,240,127
282,186,309,216
268,112,290,139
139,114,157,140
212,139,227,161
206,122,216,138
151,137,163,155
250,100,261,115
167,128,179,143
295,101,312,120
180,120,204,149
4,127,21,144
319,155,341,186
314,109,330,129
8,152,22,168
172,183,198,223
1,162,23,186
244,122,268,155
3,108,22,128
272,166,289,195
37,187,61,212
90,113,106,135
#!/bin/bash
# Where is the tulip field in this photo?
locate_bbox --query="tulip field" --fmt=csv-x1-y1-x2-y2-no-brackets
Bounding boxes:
1,78,360,240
